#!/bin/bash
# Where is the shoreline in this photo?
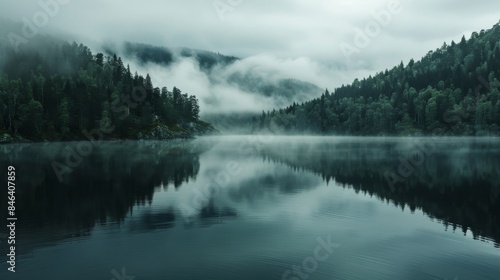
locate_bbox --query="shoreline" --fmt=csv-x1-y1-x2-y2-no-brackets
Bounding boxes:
0,121,220,145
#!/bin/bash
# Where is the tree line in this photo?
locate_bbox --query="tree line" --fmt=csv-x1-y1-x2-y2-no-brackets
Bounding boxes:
0,37,201,141
254,21,500,136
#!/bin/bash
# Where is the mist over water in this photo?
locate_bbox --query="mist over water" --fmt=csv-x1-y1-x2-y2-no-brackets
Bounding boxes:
1,1,500,278
1,136,499,280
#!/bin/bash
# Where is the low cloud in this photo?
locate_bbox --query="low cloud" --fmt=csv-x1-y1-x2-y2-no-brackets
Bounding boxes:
1,0,499,111
124,52,329,115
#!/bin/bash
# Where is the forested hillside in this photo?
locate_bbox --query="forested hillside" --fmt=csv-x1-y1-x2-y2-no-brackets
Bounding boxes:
115,42,323,130
255,21,500,136
0,36,216,142
118,42,239,71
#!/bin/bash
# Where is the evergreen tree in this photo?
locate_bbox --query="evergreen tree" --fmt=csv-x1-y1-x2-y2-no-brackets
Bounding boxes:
255,22,500,136
0,36,211,141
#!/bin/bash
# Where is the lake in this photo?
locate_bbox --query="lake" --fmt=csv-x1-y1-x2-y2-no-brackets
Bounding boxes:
0,136,499,280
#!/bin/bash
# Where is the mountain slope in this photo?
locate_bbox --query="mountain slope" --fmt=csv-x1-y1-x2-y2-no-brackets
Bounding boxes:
0,34,217,143
117,42,239,71
111,42,322,111
255,21,500,136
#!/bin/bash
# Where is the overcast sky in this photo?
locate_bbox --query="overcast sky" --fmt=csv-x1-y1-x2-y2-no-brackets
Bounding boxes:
1,0,500,93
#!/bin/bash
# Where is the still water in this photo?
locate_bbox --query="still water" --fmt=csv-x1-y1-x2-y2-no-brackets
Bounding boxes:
0,136,499,280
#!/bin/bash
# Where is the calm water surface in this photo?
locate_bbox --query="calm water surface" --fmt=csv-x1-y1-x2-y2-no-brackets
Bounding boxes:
0,136,499,280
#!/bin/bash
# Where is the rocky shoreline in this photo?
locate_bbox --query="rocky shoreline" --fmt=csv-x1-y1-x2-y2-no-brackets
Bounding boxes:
0,121,219,144
137,121,219,140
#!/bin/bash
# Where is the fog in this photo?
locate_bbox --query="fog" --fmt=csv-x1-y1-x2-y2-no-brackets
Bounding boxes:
1,0,499,115
120,50,334,115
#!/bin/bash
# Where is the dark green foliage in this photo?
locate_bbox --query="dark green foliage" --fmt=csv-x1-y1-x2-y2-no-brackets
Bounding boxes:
120,43,321,112
179,47,238,71
123,42,175,66
255,22,500,136
0,37,201,141
120,42,238,71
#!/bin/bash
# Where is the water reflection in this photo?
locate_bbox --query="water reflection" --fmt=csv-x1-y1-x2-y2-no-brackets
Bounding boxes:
0,140,212,256
1,137,500,252
258,137,500,247
0,136,499,280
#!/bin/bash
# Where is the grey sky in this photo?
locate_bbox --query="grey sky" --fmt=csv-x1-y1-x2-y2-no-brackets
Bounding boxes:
1,0,499,105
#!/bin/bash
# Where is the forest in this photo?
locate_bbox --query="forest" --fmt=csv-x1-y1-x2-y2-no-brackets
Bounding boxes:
0,36,213,142
119,42,239,71
2,21,500,140
254,22,500,136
